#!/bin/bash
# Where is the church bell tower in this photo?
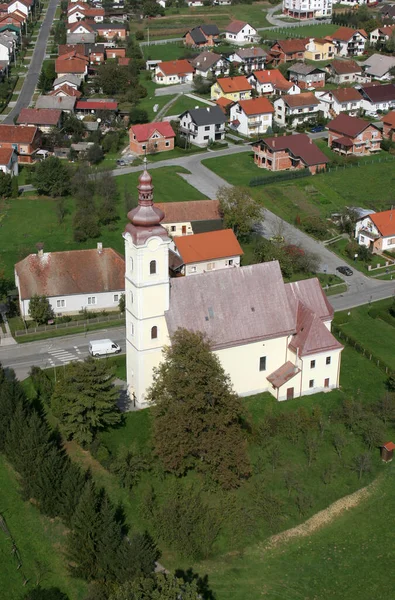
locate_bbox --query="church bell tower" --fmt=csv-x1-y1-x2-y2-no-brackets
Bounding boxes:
123,162,171,409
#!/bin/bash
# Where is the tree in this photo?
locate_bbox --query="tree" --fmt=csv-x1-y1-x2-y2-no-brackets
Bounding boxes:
129,107,149,125
58,462,89,526
34,157,71,197
56,197,67,224
28,295,54,324
86,144,104,165
96,171,119,225
97,63,128,95
0,171,12,198
110,446,150,490
51,358,121,446
192,74,211,95
0,366,27,452
30,366,54,405
351,452,372,480
304,432,320,467
148,329,251,489
332,429,348,460
217,185,262,240
118,293,125,314
109,573,202,600
253,238,293,278
361,416,385,450
22,588,69,600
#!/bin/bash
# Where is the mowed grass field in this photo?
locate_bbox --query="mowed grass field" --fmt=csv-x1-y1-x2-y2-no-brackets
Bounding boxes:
0,456,87,600
261,22,338,40
0,167,207,279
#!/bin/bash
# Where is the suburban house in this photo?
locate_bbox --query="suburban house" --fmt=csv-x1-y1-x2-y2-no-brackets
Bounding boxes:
154,59,194,85
183,24,220,47
0,124,41,163
215,96,234,114
247,69,300,96
282,0,332,19
369,25,395,45
224,20,258,45
106,47,126,59
327,113,382,155
252,133,328,174
155,199,222,237
35,95,77,113
287,63,326,89
304,37,334,61
228,47,267,73
172,229,243,276
50,84,82,98
358,83,395,113
55,51,88,80
326,58,362,84
179,105,226,146
124,167,343,408
67,21,95,36
229,97,274,137
360,54,395,81
331,27,367,57
355,209,395,253
7,0,30,16
316,87,363,118
129,121,176,155
0,13,25,30
0,147,18,175
382,110,395,140
380,4,395,20
16,108,62,133
75,99,118,117
274,92,320,127
92,23,127,40
15,246,125,318
268,38,307,64
53,73,81,90
189,51,229,78
67,5,105,22
210,75,252,101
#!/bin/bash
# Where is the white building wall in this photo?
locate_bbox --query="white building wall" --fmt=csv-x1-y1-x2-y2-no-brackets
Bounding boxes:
19,290,124,319
230,104,273,136
154,69,193,85
299,349,342,397
225,24,258,45
8,1,29,15
283,0,332,17
184,255,241,275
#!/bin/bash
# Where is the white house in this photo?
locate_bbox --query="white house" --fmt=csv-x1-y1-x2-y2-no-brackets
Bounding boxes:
274,92,320,127
155,200,222,238
189,52,229,78
14,245,125,318
331,27,367,57
361,54,395,82
247,69,300,96
355,209,395,253
316,87,362,118
53,74,81,90
154,59,194,85
123,166,343,408
173,229,243,276
225,20,258,45
358,83,395,113
7,0,30,16
229,96,274,137
228,47,267,73
0,147,18,176
282,0,332,19
327,59,362,84
369,25,395,46
179,105,226,146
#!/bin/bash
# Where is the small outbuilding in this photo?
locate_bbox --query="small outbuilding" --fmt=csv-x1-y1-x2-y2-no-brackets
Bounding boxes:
381,441,395,463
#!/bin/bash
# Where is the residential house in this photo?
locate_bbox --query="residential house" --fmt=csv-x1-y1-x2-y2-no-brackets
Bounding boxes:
274,92,320,127
287,63,326,89
247,69,300,96
67,5,105,22
210,75,252,101
58,43,85,55
252,133,328,174
360,54,395,81
16,108,62,133
183,24,220,47
173,229,243,276
359,83,395,113
124,168,343,407
0,12,25,30
106,47,126,59
92,23,127,40
369,25,395,46
304,37,335,61
7,0,31,16
0,124,41,163
154,59,194,84
0,147,18,175
129,121,175,155
355,209,395,253
35,95,77,113
268,38,307,65
326,58,362,84
316,87,362,118
224,20,258,45
118,57,130,66
75,100,118,117
215,96,234,114
179,105,226,146
282,0,332,19
67,21,95,36
15,246,125,318
382,110,395,140
229,97,274,137
327,113,382,155
228,47,267,73
67,31,96,44
53,73,81,90
50,84,82,98
380,4,395,20
155,199,222,237
189,51,229,78
331,27,367,57
55,51,88,81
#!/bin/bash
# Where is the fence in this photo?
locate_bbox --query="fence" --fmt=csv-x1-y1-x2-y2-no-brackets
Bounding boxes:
14,313,125,337
250,169,311,187
327,155,395,173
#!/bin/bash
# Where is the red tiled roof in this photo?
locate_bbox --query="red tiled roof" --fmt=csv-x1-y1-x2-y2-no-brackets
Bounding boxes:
253,69,292,91
283,92,319,108
330,59,362,75
58,43,85,56
118,57,130,66
256,133,328,167
217,75,252,93
56,53,88,74
330,87,362,103
17,108,62,126
0,11,24,23
75,100,118,111
216,96,234,112
225,19,248,34
50,84,82,98
369,209,395,237
377,25,395,36
328,113,376,137
0,146,14,165
289,302,343,357
68,21,94,33
130,121,175,143
15,248,125,300
331,26,367,41
155,200,221,224
361,83,395,104
267,361,300,388
83,8,105,16
0,124,38,143
174,229,243,264
383,441,395,451
156,59,194,76
238,97,274,115
332,135,353,147
273,38,308,53
382,110,395,127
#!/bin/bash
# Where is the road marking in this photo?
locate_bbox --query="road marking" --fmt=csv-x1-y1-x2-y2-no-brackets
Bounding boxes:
74,346,82,354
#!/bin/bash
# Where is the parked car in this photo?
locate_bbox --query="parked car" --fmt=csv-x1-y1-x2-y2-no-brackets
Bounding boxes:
310,124,325,133
89,339,121,357
117,159,126,166
336,266,353,276
365,111,378,119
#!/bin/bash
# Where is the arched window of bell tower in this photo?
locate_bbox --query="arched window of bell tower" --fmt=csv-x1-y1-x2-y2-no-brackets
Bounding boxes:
150,260,156,275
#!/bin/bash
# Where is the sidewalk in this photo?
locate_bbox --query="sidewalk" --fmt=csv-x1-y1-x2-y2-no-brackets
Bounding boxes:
0,312,17,346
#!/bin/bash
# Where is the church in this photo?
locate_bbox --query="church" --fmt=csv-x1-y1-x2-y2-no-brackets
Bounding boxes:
123,165,343,409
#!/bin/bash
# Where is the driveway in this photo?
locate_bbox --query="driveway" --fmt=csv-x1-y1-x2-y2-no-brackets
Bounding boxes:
155,82,193,96
4,0,60,123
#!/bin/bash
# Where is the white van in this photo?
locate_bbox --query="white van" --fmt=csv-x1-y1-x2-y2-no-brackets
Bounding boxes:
89,339,121,357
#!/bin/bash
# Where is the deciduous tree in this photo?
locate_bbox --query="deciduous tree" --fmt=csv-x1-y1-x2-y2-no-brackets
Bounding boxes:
217,185,262,240
28,294,54,325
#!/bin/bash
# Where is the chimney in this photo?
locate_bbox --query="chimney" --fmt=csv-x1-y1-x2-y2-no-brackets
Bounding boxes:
273,139,275,147
268,70,270,75
97,242,103,253
309,137,312,144
36,242,44,257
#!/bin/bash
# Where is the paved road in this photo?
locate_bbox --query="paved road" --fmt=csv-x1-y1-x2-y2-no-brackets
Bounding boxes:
4,0,60,123
155,82,193,96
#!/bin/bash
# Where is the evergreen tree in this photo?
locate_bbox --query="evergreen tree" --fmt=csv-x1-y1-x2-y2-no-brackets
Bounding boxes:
109,573,202,600
34,157,71,197
28,294,55,325
0,365,26,452
30,366,54,405
22,587,69,600
51,358,121,446
126,532,159,578
148,329,251,489
4,400,30,468
34,445,68,517
58,462,89,526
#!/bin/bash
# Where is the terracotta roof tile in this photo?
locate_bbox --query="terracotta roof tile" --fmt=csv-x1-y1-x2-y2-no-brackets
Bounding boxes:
252,69,292,91
382,110,395,127
330,59,362,75
49,84,82,98
155,200,221,224
174,229,243,264
255,134,328,167
331,26,367,41
289,302,343,357
17,108,62,126
330,87,362,103
58,43,85,56
328,113,376,138
0,146,14,165
225,20,248,34
156,59,194,76
0,124,38,143
267,361,300,388
217,75,252,93
272,38,308,53
130,121,175,143
75,100,118,110
383,441,395,451
360,83,395,103
369,209,395,237
238,96,274,115
283,92,319,108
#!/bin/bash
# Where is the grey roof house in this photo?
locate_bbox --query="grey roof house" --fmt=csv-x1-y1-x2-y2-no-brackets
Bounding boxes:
189,51,229,77
361,54,395,81
287,63,326,88
184,24,220,47
35,95,77,112
179,105,227,147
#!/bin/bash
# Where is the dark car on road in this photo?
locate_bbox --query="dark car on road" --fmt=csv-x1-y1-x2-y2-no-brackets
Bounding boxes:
310,125,325,133
336,266,353,276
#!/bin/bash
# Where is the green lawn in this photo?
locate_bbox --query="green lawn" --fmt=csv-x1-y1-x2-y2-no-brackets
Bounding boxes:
327,237,395,277
147,145,207,162
0,455,87,600
163,94,210,117
141,42,187,62
261,23,338,40
0,167,206,280
134,74,177,121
